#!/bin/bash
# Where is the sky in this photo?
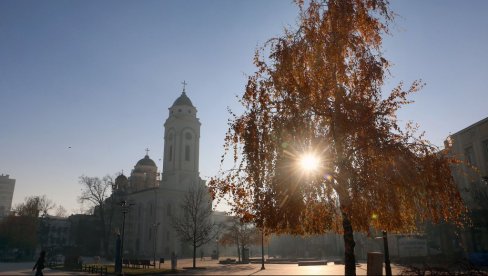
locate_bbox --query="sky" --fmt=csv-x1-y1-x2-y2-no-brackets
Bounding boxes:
1,0,487,214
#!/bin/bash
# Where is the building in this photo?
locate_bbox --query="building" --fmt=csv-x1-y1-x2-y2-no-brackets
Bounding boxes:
0,174,16,218
448,117,488,255
109,89,210,259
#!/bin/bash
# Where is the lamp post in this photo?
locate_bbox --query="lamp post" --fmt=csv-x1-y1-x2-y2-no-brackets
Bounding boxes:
382,231,392,276
153,222,160,266
261,228,265,270
120,200,134,270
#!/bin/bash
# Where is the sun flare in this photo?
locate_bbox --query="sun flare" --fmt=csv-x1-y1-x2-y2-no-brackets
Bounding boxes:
299,153,321,172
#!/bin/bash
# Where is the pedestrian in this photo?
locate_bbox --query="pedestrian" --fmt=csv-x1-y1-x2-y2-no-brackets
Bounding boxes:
33,251,46,276
200,250,204,261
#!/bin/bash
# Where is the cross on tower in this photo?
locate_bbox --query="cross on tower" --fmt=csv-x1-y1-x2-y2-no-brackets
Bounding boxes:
145,148,150,156
181,80,187,93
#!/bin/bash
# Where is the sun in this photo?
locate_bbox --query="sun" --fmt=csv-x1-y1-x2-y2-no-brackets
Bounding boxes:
299,153,321,172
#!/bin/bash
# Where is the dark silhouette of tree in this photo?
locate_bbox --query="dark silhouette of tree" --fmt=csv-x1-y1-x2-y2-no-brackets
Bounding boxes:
54,205,68,217
210,0,466,274
0,195,55,258
78,175,113,257
13,195,56,217
171,184,221,268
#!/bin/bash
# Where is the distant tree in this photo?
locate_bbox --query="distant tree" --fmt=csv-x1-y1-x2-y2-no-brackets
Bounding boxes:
171,184,221,268
210,0,466,274
0,215,38,257
0,195,55,258
78,175,113,257
14,195,56,217
54,205,68,217
219,218,260,262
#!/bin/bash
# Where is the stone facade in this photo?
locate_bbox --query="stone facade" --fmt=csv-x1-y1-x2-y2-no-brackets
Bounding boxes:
448,117,488,254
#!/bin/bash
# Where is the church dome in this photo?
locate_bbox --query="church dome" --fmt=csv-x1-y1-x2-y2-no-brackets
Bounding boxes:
172,92,194,107
136,154,157,167
115,173,128,182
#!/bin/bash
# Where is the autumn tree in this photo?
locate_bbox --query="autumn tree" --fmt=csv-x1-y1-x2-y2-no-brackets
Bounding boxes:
78,175,113,257
171,184,221,268
210,0,465,274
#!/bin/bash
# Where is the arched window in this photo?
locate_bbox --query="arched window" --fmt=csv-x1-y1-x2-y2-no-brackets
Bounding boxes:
185,145,190,161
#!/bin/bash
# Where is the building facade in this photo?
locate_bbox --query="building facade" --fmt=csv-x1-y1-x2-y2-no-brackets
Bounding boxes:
0,174,16,218
109,90,209,259
448,117,488,255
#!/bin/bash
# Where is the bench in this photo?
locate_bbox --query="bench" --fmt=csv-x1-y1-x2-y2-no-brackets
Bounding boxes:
82,264,108,276
140,259,155,268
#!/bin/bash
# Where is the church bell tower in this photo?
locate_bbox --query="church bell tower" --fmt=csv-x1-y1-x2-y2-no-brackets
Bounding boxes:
162,83,201,182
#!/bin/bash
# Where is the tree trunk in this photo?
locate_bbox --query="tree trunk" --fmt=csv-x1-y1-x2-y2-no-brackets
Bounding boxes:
193,242,197,268
236,236,240,262
342,211,356,275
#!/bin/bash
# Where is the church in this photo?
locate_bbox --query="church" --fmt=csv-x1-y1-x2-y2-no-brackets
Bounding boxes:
111,87,213,259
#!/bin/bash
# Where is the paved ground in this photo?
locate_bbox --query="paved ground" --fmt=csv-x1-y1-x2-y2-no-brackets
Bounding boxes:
162,258,405,275
0,262,91,275
0,258,405,275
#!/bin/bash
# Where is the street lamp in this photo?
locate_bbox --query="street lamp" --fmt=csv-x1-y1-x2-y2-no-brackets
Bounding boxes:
120,200,134,269
153,222,160,266
261,228,265,270
374,230,392,276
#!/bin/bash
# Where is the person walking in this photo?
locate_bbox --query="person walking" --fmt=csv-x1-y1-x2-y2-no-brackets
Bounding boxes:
33,251,46,276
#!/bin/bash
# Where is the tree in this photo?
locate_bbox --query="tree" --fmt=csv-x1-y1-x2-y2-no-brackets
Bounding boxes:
78,175,113,257
210,0,466,274
14,195,56,217
54,205,68,217
219,218,260,262
0,195,55,258
171,184,221,268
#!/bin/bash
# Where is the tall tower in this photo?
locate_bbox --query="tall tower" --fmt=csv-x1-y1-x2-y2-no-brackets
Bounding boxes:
162,88,201,187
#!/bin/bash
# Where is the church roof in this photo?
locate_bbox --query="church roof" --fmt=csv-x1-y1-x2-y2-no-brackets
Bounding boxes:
172,92,194,107
136,154,157,167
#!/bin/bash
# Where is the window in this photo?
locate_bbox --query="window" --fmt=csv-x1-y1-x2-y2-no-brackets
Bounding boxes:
167,204,171,216
465,146,475,165
483,140,488,161
169,146,173,161
185,145,190,161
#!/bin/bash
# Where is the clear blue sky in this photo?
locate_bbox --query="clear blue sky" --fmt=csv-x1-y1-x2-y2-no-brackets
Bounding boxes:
1,0,487,214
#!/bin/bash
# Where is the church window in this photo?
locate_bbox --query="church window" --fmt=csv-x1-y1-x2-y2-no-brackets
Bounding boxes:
169,146,173,161
185,133,192,140
188,110,191,114
167,204,171,216
185,145,190,161
178,109,182,112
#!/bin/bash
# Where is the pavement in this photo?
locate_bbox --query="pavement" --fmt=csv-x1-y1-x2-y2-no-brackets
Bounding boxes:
161,258,405,275
0,258,405,275
0,262,91,275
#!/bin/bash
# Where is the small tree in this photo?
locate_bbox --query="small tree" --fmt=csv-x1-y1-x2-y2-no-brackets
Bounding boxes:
78,175,113,256
171,184,220,268
219,218,260,262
